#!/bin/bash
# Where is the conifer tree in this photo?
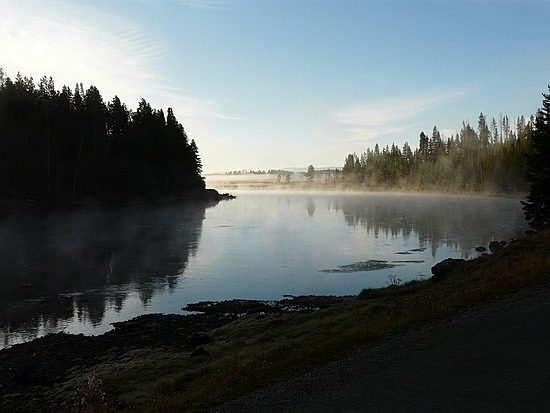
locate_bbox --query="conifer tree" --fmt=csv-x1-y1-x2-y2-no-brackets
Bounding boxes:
522,86,550,230
0,69,207,199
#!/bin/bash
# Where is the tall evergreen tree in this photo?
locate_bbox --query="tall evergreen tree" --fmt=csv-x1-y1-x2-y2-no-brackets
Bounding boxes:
0,69,207,200
478,112,491,149
490,117,499,145
418,131,429,162
522,86,550,230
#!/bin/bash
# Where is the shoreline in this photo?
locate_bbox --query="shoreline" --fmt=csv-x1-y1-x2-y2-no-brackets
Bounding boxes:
1,229,547,412
0,296,348,412
0,188,235,215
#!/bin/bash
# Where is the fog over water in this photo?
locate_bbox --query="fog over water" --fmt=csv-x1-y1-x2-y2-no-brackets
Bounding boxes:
0,191,528,349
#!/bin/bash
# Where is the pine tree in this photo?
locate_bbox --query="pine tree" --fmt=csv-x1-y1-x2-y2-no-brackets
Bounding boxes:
418,131,429,162
490,118,499,145
0,69,207,199
478,112,490,149
522,86,550,230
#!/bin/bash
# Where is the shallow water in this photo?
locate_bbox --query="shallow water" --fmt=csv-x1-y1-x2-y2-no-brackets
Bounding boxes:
0,191,528,349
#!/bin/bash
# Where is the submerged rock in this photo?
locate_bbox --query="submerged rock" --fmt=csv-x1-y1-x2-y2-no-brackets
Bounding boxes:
320,260,400,273
183,296,345,315
184,299,276,315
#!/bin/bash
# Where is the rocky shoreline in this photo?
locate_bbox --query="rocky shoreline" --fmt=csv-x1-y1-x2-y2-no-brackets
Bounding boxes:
0,188,235,214
0,296,342,412
0,231,544,412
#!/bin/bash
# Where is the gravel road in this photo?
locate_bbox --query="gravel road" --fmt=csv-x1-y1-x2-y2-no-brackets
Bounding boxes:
212,279,550,413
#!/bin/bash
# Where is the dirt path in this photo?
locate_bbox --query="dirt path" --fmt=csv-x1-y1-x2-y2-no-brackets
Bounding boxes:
212,280,550,413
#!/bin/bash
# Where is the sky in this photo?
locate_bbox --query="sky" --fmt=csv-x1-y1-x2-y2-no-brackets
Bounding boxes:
1,0,549,174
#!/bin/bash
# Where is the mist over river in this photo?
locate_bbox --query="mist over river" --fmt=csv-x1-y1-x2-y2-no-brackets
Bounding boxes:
0,191,528,349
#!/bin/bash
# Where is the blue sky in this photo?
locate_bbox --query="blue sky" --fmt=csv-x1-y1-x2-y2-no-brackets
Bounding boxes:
1,0,549,173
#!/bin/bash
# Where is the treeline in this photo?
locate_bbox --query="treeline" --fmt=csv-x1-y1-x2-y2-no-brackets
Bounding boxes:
0,69,204,201
224,169,287,175
340,113,532,193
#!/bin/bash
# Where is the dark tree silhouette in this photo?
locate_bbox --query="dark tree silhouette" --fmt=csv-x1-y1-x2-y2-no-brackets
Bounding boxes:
522,86,550,230
0,69,206,202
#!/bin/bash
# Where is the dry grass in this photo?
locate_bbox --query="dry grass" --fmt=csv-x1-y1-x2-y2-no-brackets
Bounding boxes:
99,230,550,413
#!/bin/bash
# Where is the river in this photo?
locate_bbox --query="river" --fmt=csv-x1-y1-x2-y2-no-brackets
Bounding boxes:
0,191,528,349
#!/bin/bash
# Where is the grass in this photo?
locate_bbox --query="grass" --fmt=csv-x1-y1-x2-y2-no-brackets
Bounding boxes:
94,229,550,412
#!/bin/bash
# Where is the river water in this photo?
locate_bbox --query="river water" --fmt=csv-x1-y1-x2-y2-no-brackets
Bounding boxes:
0,191,528,349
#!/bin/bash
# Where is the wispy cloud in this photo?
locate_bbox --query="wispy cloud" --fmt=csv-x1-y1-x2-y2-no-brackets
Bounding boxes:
0,0,230,119
333,88,470,142
334,89,468,127
179,0,232,11
343,126,411,142
0,0,163,97
155,86,242,120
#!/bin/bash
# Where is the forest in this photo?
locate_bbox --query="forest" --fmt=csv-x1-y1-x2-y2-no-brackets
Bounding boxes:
339,113,532,193
0,69,205,201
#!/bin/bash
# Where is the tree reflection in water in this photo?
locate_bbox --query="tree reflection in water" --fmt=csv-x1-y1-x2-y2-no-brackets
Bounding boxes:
1,193,528,349
327,194,527,258
0,202,213,348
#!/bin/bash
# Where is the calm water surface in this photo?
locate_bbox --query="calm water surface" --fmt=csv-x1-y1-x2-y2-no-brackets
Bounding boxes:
0,191,528,349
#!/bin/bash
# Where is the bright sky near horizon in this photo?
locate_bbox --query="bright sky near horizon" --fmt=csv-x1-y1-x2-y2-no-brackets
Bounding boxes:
1,0,549,174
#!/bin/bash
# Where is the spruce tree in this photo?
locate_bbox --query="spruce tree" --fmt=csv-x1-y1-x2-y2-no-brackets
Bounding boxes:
522,86,550,230
0,69,207,199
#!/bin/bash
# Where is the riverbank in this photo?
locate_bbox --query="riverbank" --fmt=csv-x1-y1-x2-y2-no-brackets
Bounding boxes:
0,229,548,412
0,188,234,215
213,277,550,413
